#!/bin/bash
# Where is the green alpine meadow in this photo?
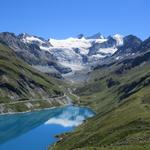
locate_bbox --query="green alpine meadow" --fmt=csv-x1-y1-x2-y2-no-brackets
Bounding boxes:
50,50,150,150
0,0,150,150
0,43,68,113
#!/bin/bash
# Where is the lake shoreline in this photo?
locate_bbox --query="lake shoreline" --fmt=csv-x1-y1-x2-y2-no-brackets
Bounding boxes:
0,105,95,150
0,104,96,116
0,104,68,116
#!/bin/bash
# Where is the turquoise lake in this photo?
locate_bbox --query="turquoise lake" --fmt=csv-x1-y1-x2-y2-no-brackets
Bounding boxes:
0,106,94,150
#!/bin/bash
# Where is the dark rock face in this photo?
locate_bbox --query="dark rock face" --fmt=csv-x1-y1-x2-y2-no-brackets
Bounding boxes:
106,78,120,88
0,83,22,96
114,51,150,74
0,32,29,51
53,63,72,74
87,32,104,39
46,72,63,79
114,35,142,56
118,73,150,101
0,32,150,76
0,69,6,76
82,55,88,63
139,37,150,52
77,34,84,39
93,62,115,70
88,37,117,56
73,48,80,54
0,32,71,74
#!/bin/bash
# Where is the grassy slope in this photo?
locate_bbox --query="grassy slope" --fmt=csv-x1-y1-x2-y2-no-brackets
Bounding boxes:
51,53,150,150
0,43,67,113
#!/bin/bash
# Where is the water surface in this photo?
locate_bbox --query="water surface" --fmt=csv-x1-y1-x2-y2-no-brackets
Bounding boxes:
0,106,94,150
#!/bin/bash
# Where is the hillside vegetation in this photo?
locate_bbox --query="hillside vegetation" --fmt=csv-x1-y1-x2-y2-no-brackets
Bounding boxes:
51,51,150,150
0,43,68,113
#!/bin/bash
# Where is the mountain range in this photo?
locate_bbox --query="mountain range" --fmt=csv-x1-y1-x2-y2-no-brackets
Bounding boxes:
49,34,150,150
0,32,124,75
0,32,149,76
0,31,150,149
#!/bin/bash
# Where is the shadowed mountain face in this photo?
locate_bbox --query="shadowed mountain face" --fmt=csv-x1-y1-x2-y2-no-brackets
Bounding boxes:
0,32,149,77
88,36,117,56
0,31,150,150
0,32,72,75
50,42,150,150
139,37,150,52
0,43,67,110
114,35,142,56
0,32,124,75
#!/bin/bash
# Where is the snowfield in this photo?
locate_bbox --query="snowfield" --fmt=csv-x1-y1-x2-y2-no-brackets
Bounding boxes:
21,33,123,73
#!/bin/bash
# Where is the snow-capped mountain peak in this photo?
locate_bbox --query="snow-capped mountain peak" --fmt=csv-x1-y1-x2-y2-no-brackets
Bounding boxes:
113,34,124,46
87,32,105,39
20,33,45,44
23,36,44,44
18,33,123,72
49,37,91,50
49,36,108,55
0,32,127,75
19,33,53,52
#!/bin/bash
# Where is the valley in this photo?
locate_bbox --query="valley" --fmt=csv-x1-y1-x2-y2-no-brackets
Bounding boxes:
0,43,70,113
0,32,150,150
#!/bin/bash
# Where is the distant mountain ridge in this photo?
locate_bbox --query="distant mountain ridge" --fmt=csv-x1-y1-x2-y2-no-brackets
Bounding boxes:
49,35,150,150
0,31,150,149
0,32,149,78
0,32,122,74
0,43,73,113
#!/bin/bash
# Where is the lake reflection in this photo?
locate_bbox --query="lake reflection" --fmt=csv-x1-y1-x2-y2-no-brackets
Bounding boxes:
0,106,94,150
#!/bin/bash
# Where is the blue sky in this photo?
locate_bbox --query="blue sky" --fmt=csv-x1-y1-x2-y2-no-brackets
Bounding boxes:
0,0,149,39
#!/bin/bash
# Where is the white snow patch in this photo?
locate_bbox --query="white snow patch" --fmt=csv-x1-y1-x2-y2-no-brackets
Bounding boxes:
49,37,107,55
94,38,108,43
49,37,91,49
23,36,44,44
39,46,50,51
115,56,121,60
113,34,124,46
98,47,118,54
60,62,85,71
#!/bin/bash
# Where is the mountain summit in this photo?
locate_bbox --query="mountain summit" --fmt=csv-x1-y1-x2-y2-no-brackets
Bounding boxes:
0,32,148,77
